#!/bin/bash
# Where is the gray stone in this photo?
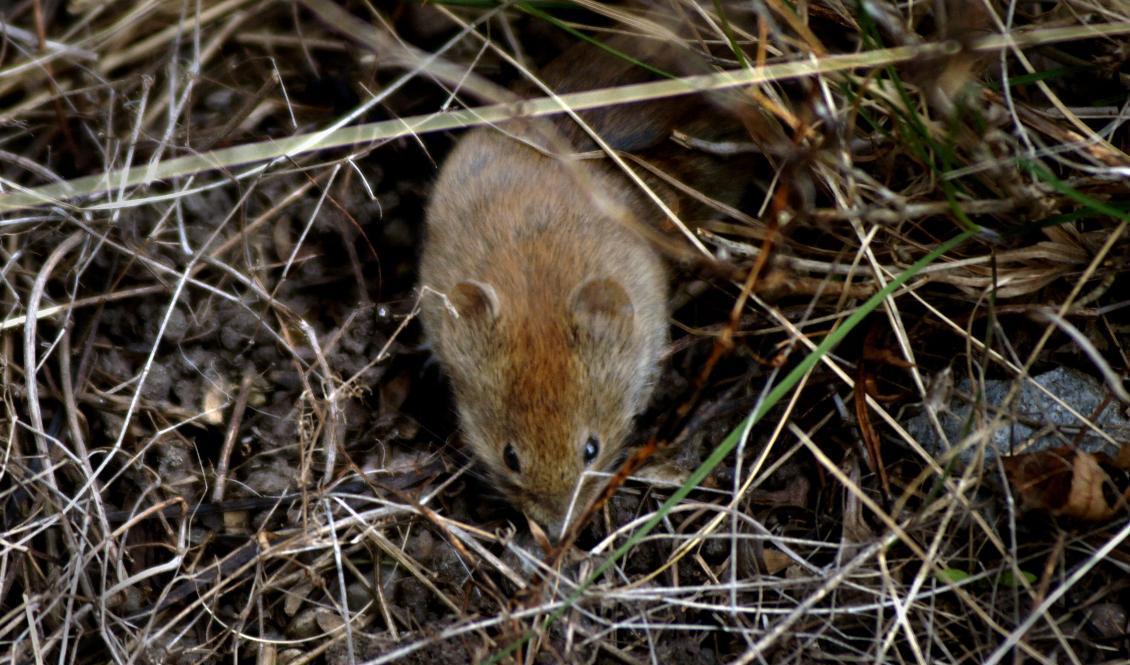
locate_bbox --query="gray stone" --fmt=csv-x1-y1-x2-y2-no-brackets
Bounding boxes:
907,367,1129,465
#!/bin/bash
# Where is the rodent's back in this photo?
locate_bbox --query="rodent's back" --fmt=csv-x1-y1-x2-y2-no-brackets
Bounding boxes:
422,129,665,312
419,127,667,535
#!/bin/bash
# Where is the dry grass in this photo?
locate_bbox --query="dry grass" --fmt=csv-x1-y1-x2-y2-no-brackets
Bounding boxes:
1,1,1128,663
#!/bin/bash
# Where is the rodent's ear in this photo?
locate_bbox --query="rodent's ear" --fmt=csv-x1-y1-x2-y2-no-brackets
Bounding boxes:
570,278,635,336
451,280,500,323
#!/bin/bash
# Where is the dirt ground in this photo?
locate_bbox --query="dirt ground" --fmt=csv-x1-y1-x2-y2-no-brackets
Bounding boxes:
1,2,1128,663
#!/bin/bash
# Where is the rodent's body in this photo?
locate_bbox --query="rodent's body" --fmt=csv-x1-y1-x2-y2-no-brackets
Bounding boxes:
419,127,667,536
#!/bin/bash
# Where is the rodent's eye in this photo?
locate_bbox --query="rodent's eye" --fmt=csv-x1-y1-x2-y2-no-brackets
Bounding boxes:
583,436,600,465
503,444,520,473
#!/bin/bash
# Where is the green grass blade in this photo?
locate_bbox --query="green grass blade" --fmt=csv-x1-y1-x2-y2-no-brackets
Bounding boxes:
486,227,977,663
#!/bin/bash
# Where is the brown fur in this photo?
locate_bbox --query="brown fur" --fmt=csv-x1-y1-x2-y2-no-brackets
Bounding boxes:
418,33,753,537
419,128,667,537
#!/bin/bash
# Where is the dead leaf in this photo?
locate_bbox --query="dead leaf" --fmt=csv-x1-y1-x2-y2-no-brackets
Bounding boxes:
1116,443,1130,471
1002,447,1129,522
527,516,552,555
855,322,913,500
760,548,792,575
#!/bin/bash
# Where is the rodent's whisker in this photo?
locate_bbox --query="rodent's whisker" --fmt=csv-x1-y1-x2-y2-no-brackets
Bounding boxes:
416,32,745,538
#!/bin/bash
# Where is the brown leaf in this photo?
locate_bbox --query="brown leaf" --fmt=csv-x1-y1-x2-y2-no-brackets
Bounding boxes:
527,515,552,555
1002,447,1129,522
760,548,792,575
855,322,907,500
1116,443,1130,472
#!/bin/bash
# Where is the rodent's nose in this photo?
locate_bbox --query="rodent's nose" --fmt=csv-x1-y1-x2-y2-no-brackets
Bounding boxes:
525,496,574,542
541,518,567,544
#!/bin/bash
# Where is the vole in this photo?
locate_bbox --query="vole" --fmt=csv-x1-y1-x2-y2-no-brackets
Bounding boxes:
419,36,739,538
420,125,667,537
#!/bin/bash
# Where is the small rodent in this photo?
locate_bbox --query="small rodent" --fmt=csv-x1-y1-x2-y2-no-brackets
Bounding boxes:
419,38,735,537
419,127,667,538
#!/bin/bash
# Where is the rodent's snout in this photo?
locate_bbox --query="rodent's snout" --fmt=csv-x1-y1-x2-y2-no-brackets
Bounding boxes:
518,472,605,542
520,492,575,542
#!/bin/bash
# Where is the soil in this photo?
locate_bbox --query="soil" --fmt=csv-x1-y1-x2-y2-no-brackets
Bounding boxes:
2,3,1128,664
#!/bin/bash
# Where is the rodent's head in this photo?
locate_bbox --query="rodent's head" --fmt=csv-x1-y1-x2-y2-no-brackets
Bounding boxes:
433,275,659,539
419,129,667,538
